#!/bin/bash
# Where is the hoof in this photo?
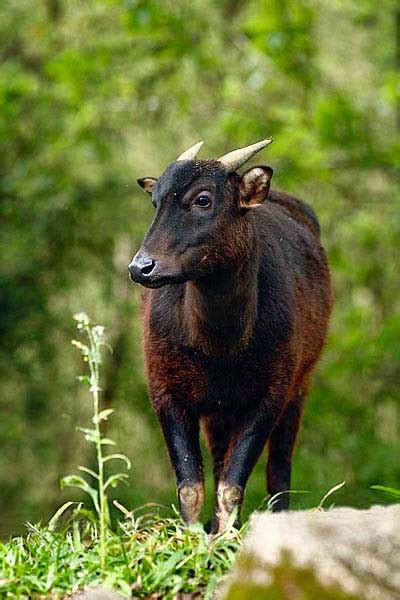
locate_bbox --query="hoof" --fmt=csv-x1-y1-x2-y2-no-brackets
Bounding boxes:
178,482,204,524
215,482,243,534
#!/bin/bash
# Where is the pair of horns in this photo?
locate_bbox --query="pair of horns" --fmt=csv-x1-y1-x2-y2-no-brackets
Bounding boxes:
176,138,273,172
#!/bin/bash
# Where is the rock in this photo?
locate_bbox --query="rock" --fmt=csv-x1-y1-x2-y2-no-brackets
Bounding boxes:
223,505,400,600
68,585,123,599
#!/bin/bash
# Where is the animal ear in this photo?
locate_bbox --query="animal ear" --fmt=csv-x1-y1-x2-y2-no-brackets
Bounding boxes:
137,177,157,194
239,166,273,209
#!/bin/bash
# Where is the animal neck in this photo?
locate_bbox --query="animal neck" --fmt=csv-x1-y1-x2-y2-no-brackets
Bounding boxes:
183,248,259,356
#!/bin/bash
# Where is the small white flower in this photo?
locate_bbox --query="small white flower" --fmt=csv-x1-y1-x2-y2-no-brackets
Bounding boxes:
92,325,105,339
73,312,90,326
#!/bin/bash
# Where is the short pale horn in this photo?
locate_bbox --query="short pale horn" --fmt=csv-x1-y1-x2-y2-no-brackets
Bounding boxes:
218,138,273,172
176,141,204,161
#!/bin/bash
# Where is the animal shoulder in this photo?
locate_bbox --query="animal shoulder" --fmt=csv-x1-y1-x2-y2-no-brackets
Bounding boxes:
261,188,321,238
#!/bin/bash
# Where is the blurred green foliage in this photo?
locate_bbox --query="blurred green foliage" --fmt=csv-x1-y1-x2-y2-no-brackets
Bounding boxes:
0,0,399,536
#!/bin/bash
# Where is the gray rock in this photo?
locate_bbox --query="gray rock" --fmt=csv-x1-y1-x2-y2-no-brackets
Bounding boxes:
68,585,123,599
223,505,400,600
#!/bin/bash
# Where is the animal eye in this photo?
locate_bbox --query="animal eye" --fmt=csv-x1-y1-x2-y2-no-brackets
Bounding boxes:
193,193,211,208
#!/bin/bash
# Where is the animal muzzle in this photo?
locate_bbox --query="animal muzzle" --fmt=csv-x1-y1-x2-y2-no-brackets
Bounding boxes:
128,251,184,288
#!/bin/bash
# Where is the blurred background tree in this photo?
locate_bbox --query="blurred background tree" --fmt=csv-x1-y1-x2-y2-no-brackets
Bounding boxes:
0,0,399,536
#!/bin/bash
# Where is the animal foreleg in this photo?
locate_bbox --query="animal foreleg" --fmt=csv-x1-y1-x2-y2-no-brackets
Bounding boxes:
157,405,204,525
215,403,279,533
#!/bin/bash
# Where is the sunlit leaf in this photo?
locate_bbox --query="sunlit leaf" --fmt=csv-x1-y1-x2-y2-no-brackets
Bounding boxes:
48,502,76,532
102,454,131,470
104,473,129,490
60,475,100,513
92,409,115,424
99,438,116,446
78,466,99,480
371,485,400,499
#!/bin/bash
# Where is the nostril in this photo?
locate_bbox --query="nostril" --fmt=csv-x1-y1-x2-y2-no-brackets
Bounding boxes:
141,260,156,276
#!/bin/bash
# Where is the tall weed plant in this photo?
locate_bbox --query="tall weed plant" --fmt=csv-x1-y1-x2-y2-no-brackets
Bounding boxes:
61,313,131,571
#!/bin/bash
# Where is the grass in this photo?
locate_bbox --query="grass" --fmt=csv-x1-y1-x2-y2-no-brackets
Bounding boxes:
0,315,242,598
0,314,396,599
0,507,242,598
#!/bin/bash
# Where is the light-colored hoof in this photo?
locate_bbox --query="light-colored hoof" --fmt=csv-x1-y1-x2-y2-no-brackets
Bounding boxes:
178,482,204,524
216,482,243,534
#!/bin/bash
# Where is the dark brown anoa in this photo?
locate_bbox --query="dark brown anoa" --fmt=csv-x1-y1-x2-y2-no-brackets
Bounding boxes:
129,140,332,533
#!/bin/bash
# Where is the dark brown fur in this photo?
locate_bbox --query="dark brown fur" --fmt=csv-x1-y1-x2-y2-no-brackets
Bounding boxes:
130,159,332,532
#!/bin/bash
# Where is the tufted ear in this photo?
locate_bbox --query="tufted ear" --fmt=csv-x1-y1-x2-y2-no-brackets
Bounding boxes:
137,177,157,194
239,166,273,210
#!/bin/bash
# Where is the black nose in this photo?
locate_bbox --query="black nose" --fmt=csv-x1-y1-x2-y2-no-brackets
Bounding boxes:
141,260,156,275
129,253,157,281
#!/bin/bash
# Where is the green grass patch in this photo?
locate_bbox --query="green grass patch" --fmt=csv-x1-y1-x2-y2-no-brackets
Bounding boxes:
0,507,242,598
0,315,242,598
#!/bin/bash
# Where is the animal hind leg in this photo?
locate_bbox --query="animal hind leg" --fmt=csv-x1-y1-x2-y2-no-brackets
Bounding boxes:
203,414,233,486
267,389,305,512
203,414,233,532
214,399,283,534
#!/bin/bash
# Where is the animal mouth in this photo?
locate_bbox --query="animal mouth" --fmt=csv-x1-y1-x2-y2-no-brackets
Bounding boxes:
129,272,186,289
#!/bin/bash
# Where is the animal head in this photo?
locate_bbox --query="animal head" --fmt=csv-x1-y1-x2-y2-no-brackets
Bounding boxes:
129,139,273,288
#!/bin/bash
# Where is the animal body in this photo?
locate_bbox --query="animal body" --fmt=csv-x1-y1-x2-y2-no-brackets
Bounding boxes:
129,139,332,533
